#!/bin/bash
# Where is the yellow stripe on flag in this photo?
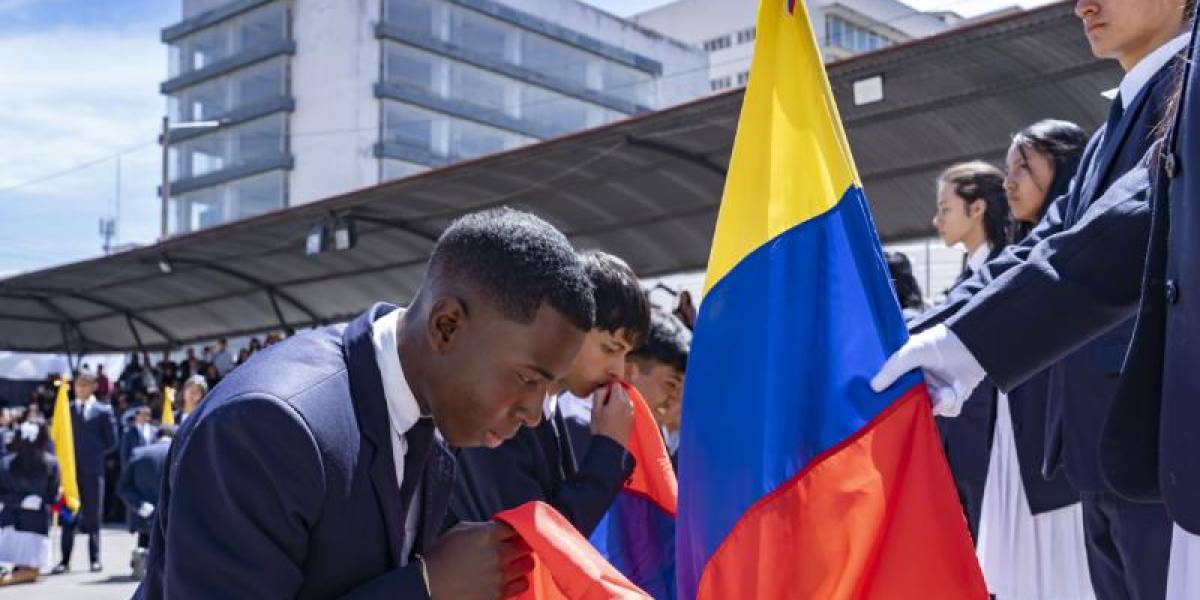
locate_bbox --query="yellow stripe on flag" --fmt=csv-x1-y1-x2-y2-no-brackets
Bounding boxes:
703,0,860,294
49,380,80,514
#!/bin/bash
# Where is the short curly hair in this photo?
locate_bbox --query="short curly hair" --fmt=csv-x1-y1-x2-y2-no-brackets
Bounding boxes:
428,208,595,332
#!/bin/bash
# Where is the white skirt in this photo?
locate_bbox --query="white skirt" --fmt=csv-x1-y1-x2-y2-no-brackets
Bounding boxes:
976,392,1096,600
1167,524,1200,600
0,527,51,569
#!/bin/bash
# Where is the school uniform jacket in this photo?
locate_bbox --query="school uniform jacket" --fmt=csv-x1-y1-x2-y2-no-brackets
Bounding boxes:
134,303,454,599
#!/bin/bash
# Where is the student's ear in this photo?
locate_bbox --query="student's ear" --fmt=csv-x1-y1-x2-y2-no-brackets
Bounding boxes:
969,199,986,219
427,297,468,354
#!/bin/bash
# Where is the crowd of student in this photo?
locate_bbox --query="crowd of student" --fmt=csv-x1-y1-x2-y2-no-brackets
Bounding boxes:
0,334,287,585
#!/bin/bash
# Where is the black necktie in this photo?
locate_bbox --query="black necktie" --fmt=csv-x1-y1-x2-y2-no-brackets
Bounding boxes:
1101,94,1125,153
535,414,565,482
398,418,434,533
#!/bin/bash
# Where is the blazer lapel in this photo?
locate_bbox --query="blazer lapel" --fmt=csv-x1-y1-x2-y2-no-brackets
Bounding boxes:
343,302,407,567
1082,62,1176,207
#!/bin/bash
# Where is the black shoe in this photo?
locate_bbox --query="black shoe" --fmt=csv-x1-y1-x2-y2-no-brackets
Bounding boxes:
50,563,69,575
89,562,102,573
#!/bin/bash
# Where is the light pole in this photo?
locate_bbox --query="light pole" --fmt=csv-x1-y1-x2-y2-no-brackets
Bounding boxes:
160,116,222,239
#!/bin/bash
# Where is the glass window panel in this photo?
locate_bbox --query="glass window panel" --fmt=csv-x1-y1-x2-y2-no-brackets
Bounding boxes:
235,58,286,106
521,87,587,135
520,34,589,87
448,8,510,58
170,114,285,181
382,159,428,182
385,43,438,92
385,0,436,37
600,61,650,105
238,3,286,53
383,102,437,152
448,119,531,159
230,170,284,219
448,62,510,115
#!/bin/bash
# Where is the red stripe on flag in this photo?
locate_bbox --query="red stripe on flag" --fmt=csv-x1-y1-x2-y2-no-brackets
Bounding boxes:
694,385,986,599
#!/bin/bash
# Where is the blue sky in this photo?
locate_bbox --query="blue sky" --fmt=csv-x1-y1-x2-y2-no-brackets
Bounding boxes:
0,0,1047,277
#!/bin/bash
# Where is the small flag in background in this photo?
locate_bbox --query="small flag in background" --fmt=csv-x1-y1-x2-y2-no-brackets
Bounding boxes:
49,379,80,515
674,0,988,598
162,386,176,426
495,501,650,600
590,382,678,598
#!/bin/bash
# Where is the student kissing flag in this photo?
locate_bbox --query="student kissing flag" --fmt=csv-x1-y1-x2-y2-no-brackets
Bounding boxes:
674,0,987,598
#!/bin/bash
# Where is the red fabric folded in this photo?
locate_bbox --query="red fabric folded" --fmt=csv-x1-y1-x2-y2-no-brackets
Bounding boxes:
494,501,651,600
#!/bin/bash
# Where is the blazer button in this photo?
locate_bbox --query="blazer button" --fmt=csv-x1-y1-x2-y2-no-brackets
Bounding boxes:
1165,279,1180,305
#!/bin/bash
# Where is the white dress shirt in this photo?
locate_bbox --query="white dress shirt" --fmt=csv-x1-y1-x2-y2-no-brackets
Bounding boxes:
371,308,425,565
966,243,991,274
1115,33,1191,109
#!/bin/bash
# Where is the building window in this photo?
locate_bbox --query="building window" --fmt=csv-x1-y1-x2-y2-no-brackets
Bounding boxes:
710,76,732,92
168,2,288,77
169,170,285,234
170,114,287,182
169,56,287,122
824,15,892,52
384,0,436,38
381,1,653,107
381,100,535,163
382,42,628,138
702,35,732,53
736,27,756,44
736,71,749,86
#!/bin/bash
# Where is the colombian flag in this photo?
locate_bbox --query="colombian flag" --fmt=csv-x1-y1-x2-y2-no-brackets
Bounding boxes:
162,386,176,426
49,379,81,515
590,383,678,598
674,1,986,599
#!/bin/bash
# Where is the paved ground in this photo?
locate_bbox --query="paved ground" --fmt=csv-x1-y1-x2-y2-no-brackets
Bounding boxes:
4,525,140,599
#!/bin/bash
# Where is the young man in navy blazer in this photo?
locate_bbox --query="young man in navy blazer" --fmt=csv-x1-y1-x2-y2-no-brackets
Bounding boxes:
134,208,597,600
450,251,650,537
873,2,1194,599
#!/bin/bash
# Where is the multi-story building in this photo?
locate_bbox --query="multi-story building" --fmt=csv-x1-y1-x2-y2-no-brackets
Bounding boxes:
160,0,707,235
631,0,953,94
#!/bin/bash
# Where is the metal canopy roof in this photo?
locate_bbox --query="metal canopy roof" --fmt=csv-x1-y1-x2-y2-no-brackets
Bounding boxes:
0,0,1120,354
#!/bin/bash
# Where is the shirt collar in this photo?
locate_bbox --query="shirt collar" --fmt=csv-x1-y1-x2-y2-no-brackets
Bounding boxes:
1112,33,1190,109
371,308,422,438
966,243,991,273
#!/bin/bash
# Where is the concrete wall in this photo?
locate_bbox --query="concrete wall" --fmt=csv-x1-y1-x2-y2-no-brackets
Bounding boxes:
288,0,382,205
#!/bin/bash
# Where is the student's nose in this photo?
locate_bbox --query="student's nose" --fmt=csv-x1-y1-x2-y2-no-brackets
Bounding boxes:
1074,0,1098,20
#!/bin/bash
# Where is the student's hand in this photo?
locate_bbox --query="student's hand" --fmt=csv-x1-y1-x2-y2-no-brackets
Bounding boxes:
20,495,41,511
870,324,986,417
137,502,155,518
591,383,634,449
425,521,533,600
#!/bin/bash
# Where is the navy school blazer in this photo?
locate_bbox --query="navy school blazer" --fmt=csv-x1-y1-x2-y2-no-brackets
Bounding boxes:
134,303,454,600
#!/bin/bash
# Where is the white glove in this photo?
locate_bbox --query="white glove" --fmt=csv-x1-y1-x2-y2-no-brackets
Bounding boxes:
870,324,986,417
137,502,155,518
20,495,42,511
